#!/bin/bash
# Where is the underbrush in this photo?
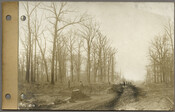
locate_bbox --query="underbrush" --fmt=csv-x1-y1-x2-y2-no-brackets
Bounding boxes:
18,82,114,109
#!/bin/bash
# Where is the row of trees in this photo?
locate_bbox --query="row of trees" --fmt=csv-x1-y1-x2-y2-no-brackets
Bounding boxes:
19,2,119,85
146,21,174,86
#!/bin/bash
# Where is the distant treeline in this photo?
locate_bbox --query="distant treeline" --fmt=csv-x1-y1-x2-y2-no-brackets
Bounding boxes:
146,21,174,85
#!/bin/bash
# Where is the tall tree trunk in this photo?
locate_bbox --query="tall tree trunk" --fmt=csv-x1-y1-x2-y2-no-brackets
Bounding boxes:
77,48,81,82
93,54,97,83
59,59,62,83
58,48,63,83
87,45,91,84
31,40,34,82
107,56,111,84
103,52,106,82
34,36,37,82
111,55,114,82
63,50,67,83
36,36,49,82
26,46,29,82
51,20,58,85
36,57,39,82
99,48,103,82
55,51,58,82
51,44,56,84
70,51,74,82
26,16,31,83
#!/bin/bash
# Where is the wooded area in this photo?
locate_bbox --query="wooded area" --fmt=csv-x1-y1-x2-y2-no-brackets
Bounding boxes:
146,21,174,86
19,2,122,86
18,2,174,110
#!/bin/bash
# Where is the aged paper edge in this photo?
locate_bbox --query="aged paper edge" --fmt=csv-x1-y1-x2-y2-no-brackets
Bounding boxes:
2,1,18,110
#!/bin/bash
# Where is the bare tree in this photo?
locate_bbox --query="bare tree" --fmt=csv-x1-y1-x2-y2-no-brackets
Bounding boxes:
44,2,85,84
147,21,174,85
111,48,117,83
164,21,174,54
149,34,170,83
74,35,84,82
32,9,49,82
67,31,76,82
79,20,99,84
92,42,99,83
23,2,40,83
164,21,174,84
96,32,108,82
54,34,69,83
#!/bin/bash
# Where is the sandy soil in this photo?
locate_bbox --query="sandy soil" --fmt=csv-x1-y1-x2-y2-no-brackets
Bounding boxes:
114,85,174,111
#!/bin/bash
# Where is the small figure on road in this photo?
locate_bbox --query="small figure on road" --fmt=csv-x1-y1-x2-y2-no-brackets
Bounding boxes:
123,81,125,86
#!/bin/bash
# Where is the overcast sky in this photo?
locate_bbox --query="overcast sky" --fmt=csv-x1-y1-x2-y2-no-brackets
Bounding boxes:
19,2,174,81
69,2,174,81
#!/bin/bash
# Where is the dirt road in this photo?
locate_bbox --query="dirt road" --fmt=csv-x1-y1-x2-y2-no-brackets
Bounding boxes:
55,84,138,110
70,83,174,110
19,83,174,110
113,84,174,110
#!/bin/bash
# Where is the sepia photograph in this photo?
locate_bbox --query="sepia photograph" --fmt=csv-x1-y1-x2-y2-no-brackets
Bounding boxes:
18,1,174,110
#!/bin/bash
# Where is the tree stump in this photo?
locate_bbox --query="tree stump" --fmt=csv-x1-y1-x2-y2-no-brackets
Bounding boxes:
71,89,89,100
